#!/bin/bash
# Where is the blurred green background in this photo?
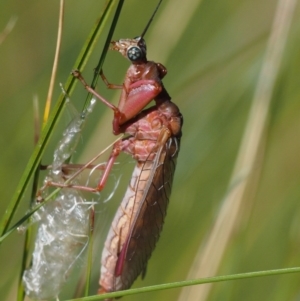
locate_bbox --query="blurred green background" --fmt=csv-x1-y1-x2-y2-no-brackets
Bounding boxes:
1,0,300,300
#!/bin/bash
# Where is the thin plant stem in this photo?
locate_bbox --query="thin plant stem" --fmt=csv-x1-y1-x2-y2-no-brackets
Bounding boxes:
65,266,300,301
85,208,95,297
43,0,65,124
83,0,125,110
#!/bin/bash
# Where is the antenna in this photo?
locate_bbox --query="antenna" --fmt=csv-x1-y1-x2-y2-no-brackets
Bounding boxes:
140,0,163,39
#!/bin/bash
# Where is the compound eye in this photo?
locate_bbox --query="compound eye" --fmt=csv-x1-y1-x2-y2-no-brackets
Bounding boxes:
127,46,143,61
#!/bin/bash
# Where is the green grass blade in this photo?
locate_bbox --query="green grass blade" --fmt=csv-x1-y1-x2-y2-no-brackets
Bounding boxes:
64,267,300,301
83,0,125,109
0,0,117,239
84,209,95,297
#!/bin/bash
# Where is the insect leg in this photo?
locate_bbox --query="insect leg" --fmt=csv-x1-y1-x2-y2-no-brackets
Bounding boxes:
100,69,123,89
72,69,120,114
41,139,125,194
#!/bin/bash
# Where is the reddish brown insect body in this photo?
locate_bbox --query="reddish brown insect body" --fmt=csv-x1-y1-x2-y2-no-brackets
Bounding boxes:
73,35,182,294
97,38,182,293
